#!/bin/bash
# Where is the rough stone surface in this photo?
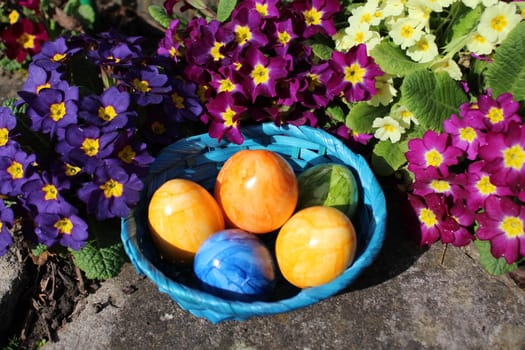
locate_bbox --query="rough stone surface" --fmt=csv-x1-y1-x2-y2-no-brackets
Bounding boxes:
43,231,525,350
0,246,27,340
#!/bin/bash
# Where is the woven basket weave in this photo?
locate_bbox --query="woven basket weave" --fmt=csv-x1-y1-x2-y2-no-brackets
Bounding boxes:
121,123,386,323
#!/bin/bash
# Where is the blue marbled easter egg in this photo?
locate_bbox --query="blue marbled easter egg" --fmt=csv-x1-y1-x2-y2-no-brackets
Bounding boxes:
194,229,276,301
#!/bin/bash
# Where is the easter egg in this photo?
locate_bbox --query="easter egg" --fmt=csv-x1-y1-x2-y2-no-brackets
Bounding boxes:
275,206,357,288
194,229,276,301
148,179,225,264
297,163,359,218
214,149,298,233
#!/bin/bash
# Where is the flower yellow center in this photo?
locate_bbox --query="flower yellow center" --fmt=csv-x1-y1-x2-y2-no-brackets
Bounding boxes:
65,163,81,176
486,107,504,124
400,110,413,120
118,145,136,164
0,221,3,232
171,92,185,108
52,53,67,62
81,138,99,157
251,64,269,85
419,208,438,228
256,3,268,16
218,79,235,93
0,128,9,147
429,180,450,193
9,10,20,24
54,218,73,235
476,175,496,196
401,25,414,39
210,42,225,61
500,216,524,238
306,73,321,91
459,127,477,143
50,102,66,122
361,13,372,24
36,82,51,94
354,31,365,43
7,161,23,180
169,47,178,58
17,33,35,49
474,33,486,43
425,149,443,167
503,145,525,170
344,63,366,85
416,38,429,51
304,8,322,26
277,31,292,45
382,123,396,133
235,25,252,46
151,121,166,135
98,105,117,121
222,107,237,127
42,184,58,201
100,179,123,198
133,79,151,93
491,15,507,33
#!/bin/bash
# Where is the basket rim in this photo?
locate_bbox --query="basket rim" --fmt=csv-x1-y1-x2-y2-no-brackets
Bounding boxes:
121,123,387,321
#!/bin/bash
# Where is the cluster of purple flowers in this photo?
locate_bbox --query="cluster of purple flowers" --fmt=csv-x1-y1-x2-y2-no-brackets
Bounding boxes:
158,0,384,144
405,91,525,264
0,29,203,255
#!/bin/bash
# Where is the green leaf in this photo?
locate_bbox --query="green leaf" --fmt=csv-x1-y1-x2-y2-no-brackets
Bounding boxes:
70,239,126,280
311,43,333,60
31,243,48,257
345,102,389,134
473,239,518,276
444,5,482,54
485,21,525,101
370,40,430,77
371,139,408,176
77,4,96,27
216,0,237,22
148,5,172,29
325,105,345,123
400,70,468,132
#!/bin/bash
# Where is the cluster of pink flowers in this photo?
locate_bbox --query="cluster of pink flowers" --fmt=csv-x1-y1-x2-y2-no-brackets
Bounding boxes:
405,91,525,264
158,0,384,144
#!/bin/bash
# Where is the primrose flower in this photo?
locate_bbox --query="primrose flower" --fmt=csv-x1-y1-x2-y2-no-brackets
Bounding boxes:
204,93,247,144
245,0,280,18
474,92,521,132
466,31,496,56
19,0,40,10
125,66,171,106
462,0,497,9
390,105,418,129
185,19,234,66
226,8,268,48
271,19,298,55
327,44,384,103
56,125,119,174
478,2,522,44
368,74,397,107
476,196,525,264
338,25,381,52
21,64,63,95
479,121,525,187
297,62,332,108
407,193,448,246
372,116,404,143
406,130,462,177
389,18,424,50
21,173,73,214
0,146,36,196
77,163,143,220
8,10,20,25
444,114,485,160
349,0,382,28
242,46,288,101
33,37,81,71
406,34,439,63
0,107,17,149
163,79,203,122
0,18,48,63
80,87,136,131
296,0,341,38
430,58,463,81
464,160,512,212
412,170,467,202
34,209,89,250
112,132,155,177
157,19,181,62
20,84,79,138
0,200,14,256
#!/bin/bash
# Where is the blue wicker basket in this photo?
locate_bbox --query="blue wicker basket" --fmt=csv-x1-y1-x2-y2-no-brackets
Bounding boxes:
121,123,387,323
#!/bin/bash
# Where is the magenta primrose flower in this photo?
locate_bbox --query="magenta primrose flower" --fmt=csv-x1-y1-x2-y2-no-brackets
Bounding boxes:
237,0,280,18
406,130,462,178
295,0,340,38
204,92,247,144
226,8,268,49
327,44,384,103
476,196,525,264
242,46,288,101
157,19,181,62
472,92,521,133
407,193,448,246
444,114,485,160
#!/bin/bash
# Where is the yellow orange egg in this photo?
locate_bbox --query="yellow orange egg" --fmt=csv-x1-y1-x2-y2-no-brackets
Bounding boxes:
214,149,298,234
148,179,225,264
275,206,357,288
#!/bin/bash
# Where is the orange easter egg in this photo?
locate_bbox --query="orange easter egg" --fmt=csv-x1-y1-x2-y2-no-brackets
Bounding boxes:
214,149,298,234
275,206,357,288
148,179,225,264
